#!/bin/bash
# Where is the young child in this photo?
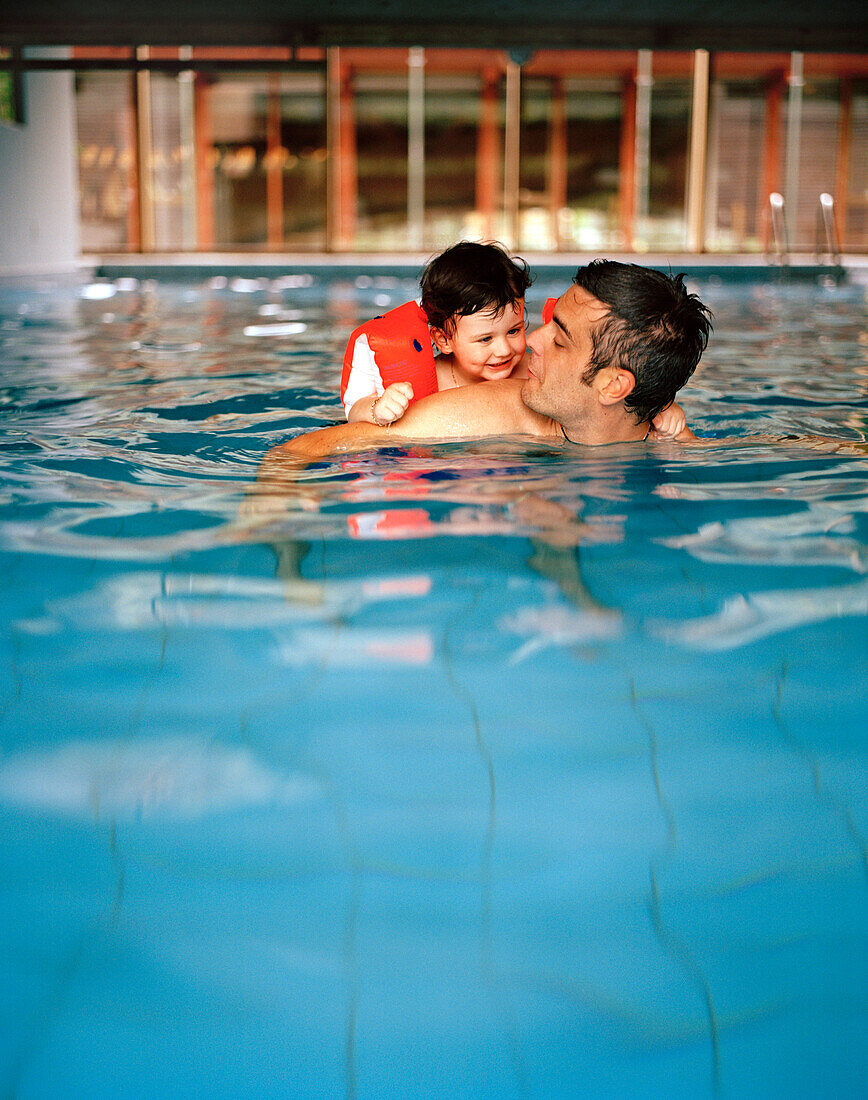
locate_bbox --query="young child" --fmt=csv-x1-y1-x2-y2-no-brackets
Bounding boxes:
341,241,528,426
340,241,687,438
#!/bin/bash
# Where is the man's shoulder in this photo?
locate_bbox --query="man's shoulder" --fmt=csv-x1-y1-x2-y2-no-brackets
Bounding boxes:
273,379,552,461
404,378,538,434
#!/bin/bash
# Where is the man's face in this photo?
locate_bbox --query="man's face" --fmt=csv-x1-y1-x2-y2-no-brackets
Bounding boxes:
520,284,610,427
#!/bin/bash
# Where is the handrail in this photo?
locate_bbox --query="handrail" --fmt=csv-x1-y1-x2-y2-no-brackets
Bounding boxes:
767,192,789,264
816,193,841,265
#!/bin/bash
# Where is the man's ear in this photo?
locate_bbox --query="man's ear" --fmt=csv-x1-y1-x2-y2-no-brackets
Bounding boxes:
430,327,452,354
598,368,636,406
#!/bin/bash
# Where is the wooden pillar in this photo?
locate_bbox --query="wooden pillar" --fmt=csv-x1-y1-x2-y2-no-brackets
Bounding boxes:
834,77,852,247
618,72,637,251
475,67,500,240
407,48,425,250
193,74,215,249
633,50,653,248
548,76,567,250
134,46,155,251
759,73,784,253
125,72,142,250
178,51,197,249
783,52,804,246
338,65,357,248
503,59,521,249
328,51,357,250
266,74,283,248
686,50,710,253
327,48,357,250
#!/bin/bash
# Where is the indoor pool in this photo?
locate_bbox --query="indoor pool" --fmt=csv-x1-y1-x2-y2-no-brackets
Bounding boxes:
0,265,865,1099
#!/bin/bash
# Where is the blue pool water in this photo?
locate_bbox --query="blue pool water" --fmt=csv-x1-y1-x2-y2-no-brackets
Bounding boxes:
0,268,866,1098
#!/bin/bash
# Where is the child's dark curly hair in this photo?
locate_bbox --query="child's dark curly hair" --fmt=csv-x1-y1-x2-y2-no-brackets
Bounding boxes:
420,241,532,334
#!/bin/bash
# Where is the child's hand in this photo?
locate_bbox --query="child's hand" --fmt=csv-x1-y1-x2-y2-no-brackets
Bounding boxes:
372,382,414,426
650,401,687,440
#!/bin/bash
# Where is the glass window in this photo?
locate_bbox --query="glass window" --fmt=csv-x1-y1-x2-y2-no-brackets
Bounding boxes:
353,72,409,250
784,79,841,250
149,72,192,249
641,78,691,251
208,70,327,249
845,81,868,252
706,79,768,253
518,76,625,252
210,76,269,247
424,73,487,249
519,77,556,250
75,71,137,251
280,72,327,249
564,79,623,251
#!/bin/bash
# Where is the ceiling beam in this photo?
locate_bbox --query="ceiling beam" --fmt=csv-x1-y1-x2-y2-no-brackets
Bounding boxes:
2,4,865,53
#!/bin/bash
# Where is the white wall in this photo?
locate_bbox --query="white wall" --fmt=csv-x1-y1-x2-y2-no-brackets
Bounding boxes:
0,53,81,276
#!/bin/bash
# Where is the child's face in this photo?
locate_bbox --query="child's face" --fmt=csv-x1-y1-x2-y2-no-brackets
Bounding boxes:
433,301,526,382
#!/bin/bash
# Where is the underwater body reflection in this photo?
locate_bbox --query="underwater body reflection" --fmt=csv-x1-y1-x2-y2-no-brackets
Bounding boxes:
0,272,866,1098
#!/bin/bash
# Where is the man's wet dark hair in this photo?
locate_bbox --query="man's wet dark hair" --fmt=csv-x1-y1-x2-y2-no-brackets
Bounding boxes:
574,260,713,425
420,241,532,334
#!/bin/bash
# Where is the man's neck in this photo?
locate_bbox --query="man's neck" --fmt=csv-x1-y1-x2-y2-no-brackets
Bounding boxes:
555,413,650,446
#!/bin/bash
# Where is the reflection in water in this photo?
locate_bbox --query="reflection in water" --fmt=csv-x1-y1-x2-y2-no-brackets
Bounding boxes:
654,578,868,651
275,628,433,667
660,506,867,571
24,570,432,631
654,461,868,503
502,602,622,663
248,444,629,548
0,736,320,820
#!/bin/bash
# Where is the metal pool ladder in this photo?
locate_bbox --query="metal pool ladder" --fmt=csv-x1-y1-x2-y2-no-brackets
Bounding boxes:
816,193,842,265
767,192,789,264
767,192,843,270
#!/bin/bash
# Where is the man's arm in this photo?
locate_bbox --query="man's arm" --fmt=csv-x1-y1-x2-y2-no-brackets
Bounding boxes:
275,419,391,459
276,380,551,459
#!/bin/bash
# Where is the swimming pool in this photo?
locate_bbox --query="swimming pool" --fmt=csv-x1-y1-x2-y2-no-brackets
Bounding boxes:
0,266,865,1098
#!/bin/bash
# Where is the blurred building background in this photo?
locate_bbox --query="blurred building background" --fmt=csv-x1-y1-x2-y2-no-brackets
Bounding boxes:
1,2,866,267
61,48,868,256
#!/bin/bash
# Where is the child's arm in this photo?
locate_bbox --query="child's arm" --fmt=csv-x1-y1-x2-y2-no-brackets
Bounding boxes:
347,381,414,426
648,401,696,442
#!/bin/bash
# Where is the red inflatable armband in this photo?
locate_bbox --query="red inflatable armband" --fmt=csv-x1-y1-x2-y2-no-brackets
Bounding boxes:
340,300,438,408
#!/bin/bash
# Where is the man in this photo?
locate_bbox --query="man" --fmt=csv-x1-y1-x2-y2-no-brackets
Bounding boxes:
277,260,712,459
